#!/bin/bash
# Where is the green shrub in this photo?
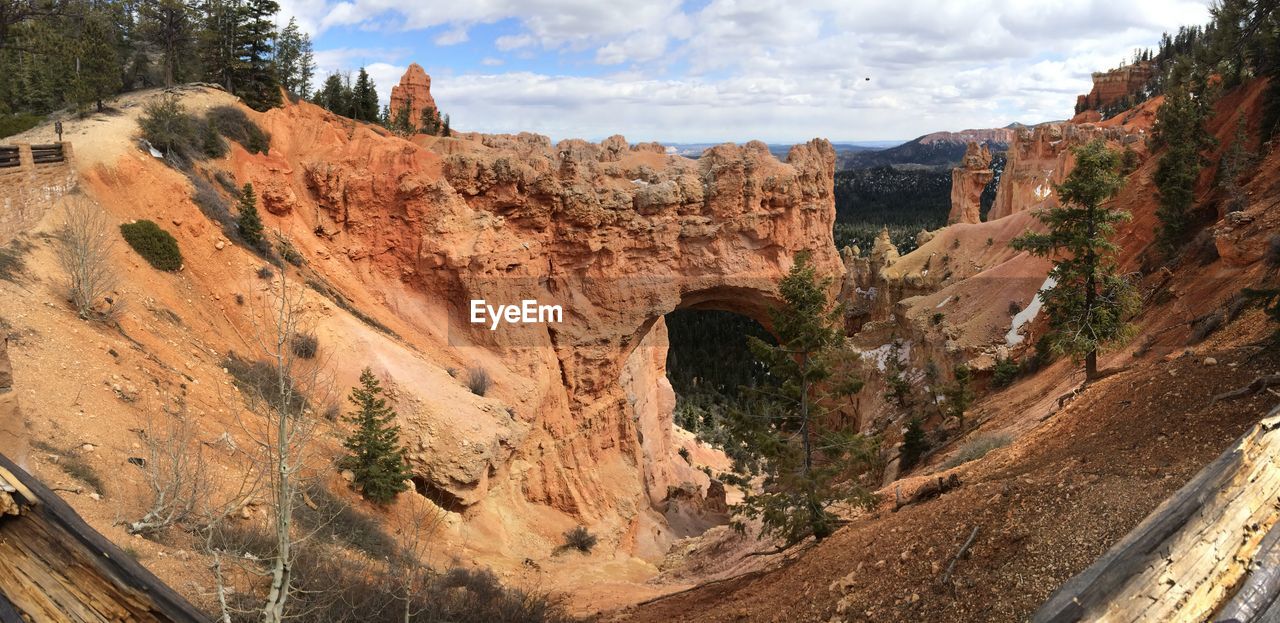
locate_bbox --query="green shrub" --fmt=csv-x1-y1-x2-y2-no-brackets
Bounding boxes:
138,96,198,161
277,236,304,266
942,433,1012,469
0,113,43,138
992,357,1019,388
200,120,227,158
207,105,271,154
222,352,309,414
120,220,182,271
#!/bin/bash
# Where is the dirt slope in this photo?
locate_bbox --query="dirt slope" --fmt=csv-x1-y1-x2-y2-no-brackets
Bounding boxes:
608,318,1279,622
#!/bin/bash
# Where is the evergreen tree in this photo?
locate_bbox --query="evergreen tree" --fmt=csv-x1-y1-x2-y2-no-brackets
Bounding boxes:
442,112,450,136
1218,115,1255,213
236,0,280,110
139,0,195,87
418,104,438,135
1151,83,1210,255
352,67,378,122
200,0,281,110
237,182,264,248
942,364,974,430
340,368,412,505
726,252,875,545
899,418,928,471
314,72,349,115
70,8,123,113
274,17,313,98
391,95,414,135
1012,139,1139,379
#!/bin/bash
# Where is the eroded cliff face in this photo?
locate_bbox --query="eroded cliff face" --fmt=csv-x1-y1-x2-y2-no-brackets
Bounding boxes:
235,101,841,556
986,122,1135,221
1074,61,1155,115
947,142,994,225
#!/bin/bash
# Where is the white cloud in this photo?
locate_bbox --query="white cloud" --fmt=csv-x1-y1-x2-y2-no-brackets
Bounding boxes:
435,26,470,45
288,0,1213,142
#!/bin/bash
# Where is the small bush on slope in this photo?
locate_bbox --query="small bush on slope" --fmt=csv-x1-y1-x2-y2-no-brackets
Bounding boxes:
119,220,182,271
207,106,271,154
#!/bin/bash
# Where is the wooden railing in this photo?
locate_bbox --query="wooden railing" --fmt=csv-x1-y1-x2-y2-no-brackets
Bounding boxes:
30,143,64,164
0,146,18,169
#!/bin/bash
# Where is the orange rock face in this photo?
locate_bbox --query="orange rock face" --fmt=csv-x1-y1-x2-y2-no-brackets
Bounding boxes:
987,122,1134,221
389,63,441,128
243,102,842,553
1075,61,1155,113
947,142,993,224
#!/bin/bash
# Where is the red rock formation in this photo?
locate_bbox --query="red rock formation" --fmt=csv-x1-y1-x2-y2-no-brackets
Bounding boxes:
947,142,993,224
241,102,842,554
987,122,1134,221
1075,61,1155,114
389,63,440,129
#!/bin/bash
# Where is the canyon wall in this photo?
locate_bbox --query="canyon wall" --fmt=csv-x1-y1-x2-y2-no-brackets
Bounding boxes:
986,122,1133,221
238,101,842,554
1075,61,1155,114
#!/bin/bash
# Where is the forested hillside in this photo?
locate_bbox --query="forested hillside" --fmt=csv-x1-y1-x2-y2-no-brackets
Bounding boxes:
0,0,316,136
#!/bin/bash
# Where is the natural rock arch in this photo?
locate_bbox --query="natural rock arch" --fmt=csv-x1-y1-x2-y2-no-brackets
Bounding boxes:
244,102,844,551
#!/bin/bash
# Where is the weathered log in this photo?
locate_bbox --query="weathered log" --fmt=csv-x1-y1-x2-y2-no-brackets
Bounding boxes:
0,452,208,622
1032,405,1280,623
1215,516,1280,622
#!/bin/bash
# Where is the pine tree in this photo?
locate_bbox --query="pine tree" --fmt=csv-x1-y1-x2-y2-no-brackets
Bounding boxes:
274,17,313,99
942,364,974,430
726,252,875,545
442,113,450,136
1012,139,1139,379
899,418,928,471
200,0,281,111
70,8,123,113
237,182,264,248
1151,83,1210,255
139,0,195,87
340,368,412,505
236,0,281,111
391,95,414,135
419,104,438,135
352,67,378,122
314,72,348,114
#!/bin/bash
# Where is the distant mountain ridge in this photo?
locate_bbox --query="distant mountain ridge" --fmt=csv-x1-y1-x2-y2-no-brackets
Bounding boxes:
663,141,896,161
839,126,1017,170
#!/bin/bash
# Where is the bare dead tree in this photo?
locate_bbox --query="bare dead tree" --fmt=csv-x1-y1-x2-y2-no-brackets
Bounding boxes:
218,258,333,623
55,195,117,319
127,401,209,536
389,498,447,623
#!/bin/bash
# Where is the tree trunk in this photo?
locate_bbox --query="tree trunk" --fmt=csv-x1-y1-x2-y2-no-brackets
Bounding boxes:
1086,350,1098,380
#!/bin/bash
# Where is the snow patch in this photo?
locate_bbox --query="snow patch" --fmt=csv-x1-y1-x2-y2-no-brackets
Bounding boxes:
1006,275,1057,346
1034,184,1051,200
861,340,911,372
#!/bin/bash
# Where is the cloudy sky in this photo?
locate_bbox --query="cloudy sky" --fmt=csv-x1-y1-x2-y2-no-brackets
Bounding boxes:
278,0,1210,143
